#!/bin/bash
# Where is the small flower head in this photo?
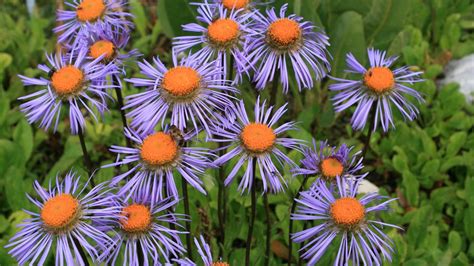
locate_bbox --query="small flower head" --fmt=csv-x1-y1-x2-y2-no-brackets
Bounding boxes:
76,25,140,71
173,2,254,83
18,47,117,134
55,0,133,45
293,140,363,181
245,3,331,92
99,192,186,265
329,48,424,132
212,97,304,193
212,0,270,11
125,53,236,135
291,176,400,265
104,127,213,202
6,172,118,265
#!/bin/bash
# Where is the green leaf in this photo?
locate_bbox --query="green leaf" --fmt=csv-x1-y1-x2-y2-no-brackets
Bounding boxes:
402,170,419,206
449,231,462,255
13,119,34,161
157,0,196,38
328,11,367,78
130,0,148,37
446,132,467,157
363,0,411,48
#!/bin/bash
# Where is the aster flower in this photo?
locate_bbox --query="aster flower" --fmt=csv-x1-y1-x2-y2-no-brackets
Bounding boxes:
329,48,424,132
104,127,213,202
173,1,254,83
291,176,399,265
6,171,118,265
245,3,331,93
293,139,364,181
55,0,133,45
18,47,117,134
125,53,237,135
77,25,140,77
174,235,228,266
98,191,186,265
212,97,303,193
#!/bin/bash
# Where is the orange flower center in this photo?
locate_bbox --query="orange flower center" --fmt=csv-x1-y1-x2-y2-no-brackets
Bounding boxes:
208,19,240,46
89,40,115,60
76,0,106,22
222,0,249,9
364,67,395,93
320,158,344,178
267,18,301,48
162,67,201,97
140,132,178,166
50,66,85,96
41,194,80,230
241,123,276,153
213,262,230,266
330,197,365,227
120,204,152,233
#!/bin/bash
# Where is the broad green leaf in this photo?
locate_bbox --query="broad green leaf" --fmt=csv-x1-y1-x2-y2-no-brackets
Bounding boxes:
130,0,148,37
446,132,467,157
328,11,367,78
363,0,411,49
449,231,462,255
402,170,419,206
157,0,196,38
13,119,34,161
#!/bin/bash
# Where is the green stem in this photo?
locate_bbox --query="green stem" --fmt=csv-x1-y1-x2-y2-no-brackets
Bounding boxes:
245,159,257,266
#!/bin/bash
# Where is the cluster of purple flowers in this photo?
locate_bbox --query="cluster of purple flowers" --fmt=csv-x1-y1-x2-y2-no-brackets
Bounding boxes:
9,0,425,265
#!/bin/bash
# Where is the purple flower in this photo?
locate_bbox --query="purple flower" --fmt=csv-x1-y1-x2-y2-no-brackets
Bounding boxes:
329,48,424,132
124,53,237,135
291,176,399,265
211,97,304,193
76,24,140,77
98,191,186,265
293,139,364,180
54,0,133,45
173,1,255,83
18,47,117,134
245,3,331,93
104,127,213,202
174,235,227,266
5,171,119,265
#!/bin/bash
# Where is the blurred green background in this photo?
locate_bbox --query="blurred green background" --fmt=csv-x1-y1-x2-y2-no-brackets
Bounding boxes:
1,0,474,265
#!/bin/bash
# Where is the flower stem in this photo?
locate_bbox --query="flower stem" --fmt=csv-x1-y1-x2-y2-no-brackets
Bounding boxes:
112,75,133,148
362,110,376,158
245,159,257,266
182,177,193,261
263,193,271,266
288,175,310,266
78,128,95,187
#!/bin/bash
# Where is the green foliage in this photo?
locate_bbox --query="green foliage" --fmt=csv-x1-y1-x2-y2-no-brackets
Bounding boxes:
0,0,474,265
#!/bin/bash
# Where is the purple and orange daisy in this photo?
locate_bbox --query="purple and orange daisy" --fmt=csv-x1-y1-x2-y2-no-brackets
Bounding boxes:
18,47,117,134
329,48,424,132
98,191,186,265
291,176,399,265
212,0,269,11
293,139,364,181
6,171,118,265
125,53,237,135
173,1,254,83
55,0,133,45
104,127,213,202
212,97,303,193
245,4,331,92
